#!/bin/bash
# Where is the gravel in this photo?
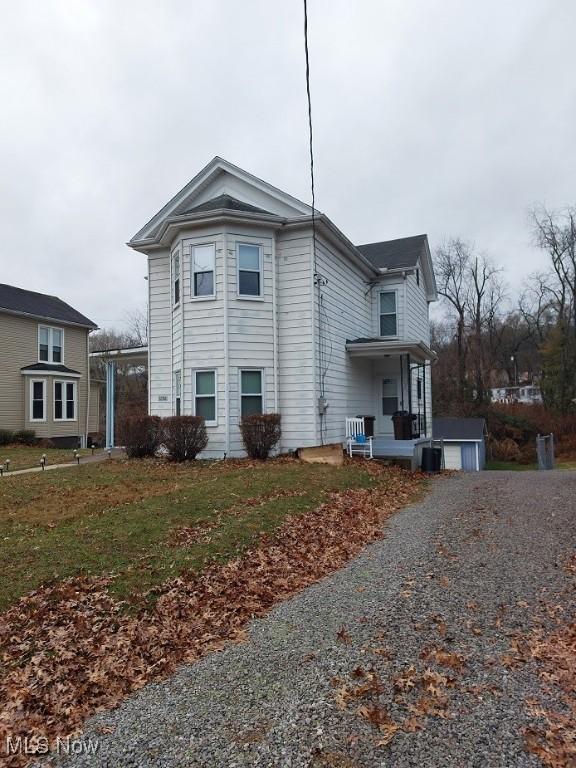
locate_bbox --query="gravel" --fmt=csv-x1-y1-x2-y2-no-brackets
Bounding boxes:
46,469,576,768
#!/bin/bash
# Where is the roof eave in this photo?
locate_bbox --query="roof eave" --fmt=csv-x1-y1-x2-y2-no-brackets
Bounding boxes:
0,306,97,330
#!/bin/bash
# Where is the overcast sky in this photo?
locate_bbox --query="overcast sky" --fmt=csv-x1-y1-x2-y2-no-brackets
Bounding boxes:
1,0,575,330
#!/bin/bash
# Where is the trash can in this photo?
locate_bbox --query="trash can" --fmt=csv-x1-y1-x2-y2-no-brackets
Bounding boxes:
356,415,376,438
392,411,412,440
421,447,442,473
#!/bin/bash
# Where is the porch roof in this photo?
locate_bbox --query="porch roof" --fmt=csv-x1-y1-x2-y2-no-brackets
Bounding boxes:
345,338,437,363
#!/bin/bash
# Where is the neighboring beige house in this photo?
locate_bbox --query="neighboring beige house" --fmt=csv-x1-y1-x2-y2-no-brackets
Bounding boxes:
0,283,99,447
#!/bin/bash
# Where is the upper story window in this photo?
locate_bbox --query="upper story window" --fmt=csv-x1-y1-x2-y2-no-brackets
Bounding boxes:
192,244,215,298
238,243,262,297
172,251,180,305
379,292,397,337
38,326,63,363
240,369,263,417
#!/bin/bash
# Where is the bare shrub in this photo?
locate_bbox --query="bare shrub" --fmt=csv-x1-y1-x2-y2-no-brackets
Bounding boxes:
240,414,281,460
119,415,162,458
163,416,208,461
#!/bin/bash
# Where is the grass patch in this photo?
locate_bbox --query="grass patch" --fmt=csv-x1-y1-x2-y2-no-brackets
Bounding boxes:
486,459,576,471
0,445,94,472
0,457,382,611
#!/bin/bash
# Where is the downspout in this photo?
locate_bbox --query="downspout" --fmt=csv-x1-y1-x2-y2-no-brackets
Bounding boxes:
84,330,91,448
223,231,230,457
147,258,151,415
180,245,185,412
271,233,279,414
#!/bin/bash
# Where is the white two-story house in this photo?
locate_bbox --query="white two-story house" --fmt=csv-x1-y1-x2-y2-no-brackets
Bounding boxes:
127,157,437,458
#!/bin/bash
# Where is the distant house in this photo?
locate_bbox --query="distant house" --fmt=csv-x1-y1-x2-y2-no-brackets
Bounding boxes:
433,417,487,471
113,157,437,459
490,385,542,405
0,283,99,447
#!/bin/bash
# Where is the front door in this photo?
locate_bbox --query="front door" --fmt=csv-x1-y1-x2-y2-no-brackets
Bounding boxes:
378,376,399,435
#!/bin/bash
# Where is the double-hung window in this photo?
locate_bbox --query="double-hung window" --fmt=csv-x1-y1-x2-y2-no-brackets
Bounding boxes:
174,370,182,416
38,326,64,363
238,243,262,297
54,380,77,420
192,244,215,298
172,251,180,305
30,379,46,421
379,292,397,336
194,370,216,424
382,378,398,415
240,370,263,417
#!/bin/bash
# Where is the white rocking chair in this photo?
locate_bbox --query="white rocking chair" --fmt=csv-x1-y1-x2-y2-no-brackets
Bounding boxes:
345,417,373,459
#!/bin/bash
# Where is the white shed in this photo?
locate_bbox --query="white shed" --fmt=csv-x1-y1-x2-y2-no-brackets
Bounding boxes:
432,417,487,471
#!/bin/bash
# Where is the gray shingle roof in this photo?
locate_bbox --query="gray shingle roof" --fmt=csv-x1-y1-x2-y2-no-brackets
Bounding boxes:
433,417,486,441
21,363,81,375
356,234,428,270
183,194,272,216
0,284,96,328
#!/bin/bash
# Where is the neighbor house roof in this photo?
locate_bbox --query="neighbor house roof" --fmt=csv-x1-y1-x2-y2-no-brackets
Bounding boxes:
21,363,81,376
182,194,272,216
433,417,486,441
0,283,97,328
356,235,428,270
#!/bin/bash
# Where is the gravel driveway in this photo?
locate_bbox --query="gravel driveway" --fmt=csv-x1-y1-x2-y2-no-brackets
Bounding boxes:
50,470,576,768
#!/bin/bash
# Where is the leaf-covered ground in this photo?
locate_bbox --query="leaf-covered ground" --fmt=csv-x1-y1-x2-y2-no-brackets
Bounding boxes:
0,458,424,766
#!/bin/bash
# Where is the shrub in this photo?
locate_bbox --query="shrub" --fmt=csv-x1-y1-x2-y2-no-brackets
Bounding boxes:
163,416,208,461
119,415,162,458
0,429,14,446
240,414,281,460
13,429,36,445
490,437,521,462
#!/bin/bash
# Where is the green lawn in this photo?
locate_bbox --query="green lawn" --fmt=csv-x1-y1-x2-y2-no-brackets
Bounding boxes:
486,459,576,471
0,445,96,472
0,457,388,611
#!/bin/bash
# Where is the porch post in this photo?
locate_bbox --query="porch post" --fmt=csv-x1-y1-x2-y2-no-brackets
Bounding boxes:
105,360,116,448
407,354,412,416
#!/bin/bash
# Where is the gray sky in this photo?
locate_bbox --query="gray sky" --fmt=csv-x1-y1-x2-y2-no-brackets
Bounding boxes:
1,0,575,330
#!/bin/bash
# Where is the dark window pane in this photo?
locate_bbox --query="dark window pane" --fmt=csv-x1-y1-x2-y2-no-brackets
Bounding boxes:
241,395,263,418
382,397,398,415
33,401,43,419
174,278,180,305
196,396,215,422
195,271,214,296
196,371,215,395
66,399,75,419
52,346,62,363
380,292,396,313
380,314,397,336
55,400,63,419
33,382,43,399
241,370,262,394
239,270,260,296
176,397,181,417
39,344,49,361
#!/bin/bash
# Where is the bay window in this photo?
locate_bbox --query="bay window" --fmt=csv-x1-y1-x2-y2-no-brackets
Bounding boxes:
238,243,262,297
240,369,263,417
192,244,215,298
54,380,77,421
30,379,46,421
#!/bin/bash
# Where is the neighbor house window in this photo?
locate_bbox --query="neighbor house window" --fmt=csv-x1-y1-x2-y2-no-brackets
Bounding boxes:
238,243,262,297
54,380,77,420
174,370,182,416
30,379,46,421
194,370,216,424
172,251,180,305
38,326,63,363
192,243,215,297
382,378,398,415
240,369,263,417
379,292,397,336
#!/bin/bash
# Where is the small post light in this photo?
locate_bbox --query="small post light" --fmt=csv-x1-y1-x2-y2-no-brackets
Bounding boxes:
40,456,46,471
74,450,80,465
107,448,112,459
91,444,95,456
5,459,10,472
0,466,3,477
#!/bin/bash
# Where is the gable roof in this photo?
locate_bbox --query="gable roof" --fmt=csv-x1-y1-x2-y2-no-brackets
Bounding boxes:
433,417,486,441
182,194,272,216
0,283,97,329
356,235,428,270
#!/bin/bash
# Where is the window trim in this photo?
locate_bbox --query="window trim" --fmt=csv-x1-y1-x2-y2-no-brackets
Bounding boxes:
378,290,398,338
191,242,216,300
237,242,264,300
171,249,181,307
30,378,47,422
174,370,182,417
53,379,78,422
239,368,265,419
38,325,65,364
192,368,217,426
